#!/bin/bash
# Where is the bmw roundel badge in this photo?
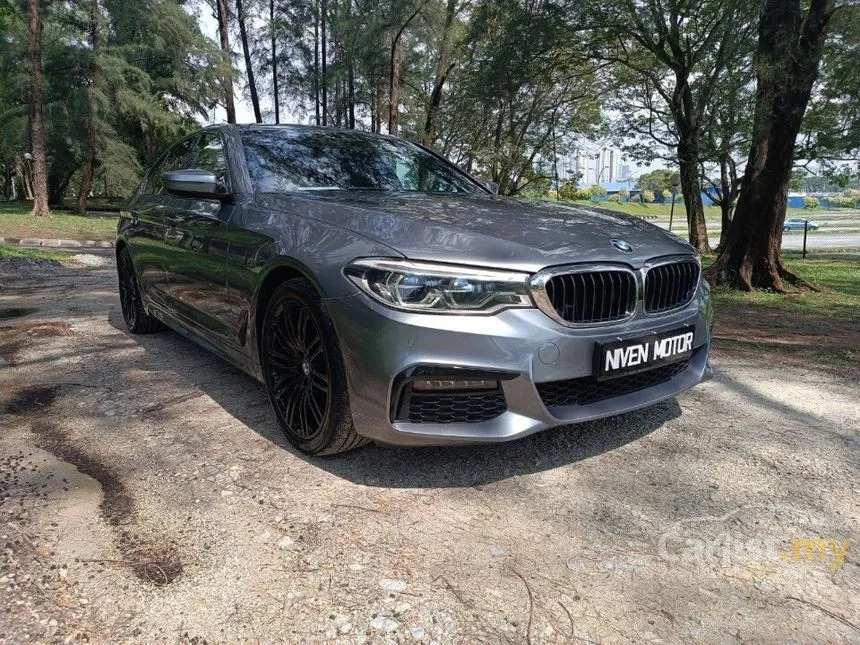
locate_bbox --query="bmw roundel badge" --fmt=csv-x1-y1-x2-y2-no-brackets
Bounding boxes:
611,239,634,254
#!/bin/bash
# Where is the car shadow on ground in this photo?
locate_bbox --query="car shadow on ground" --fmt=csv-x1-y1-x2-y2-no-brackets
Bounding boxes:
107,310,683,489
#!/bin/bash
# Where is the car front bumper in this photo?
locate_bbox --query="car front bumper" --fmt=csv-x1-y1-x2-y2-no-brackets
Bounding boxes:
328,282,712,446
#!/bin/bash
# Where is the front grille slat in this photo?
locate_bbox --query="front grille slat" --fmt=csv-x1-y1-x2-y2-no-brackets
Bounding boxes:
539,258,698,325
608,271,617,319
544,269,635,325
644,260,699,314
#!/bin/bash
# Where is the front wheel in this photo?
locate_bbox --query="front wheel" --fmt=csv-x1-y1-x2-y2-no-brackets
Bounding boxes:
117,247,164,334
261,279,368,455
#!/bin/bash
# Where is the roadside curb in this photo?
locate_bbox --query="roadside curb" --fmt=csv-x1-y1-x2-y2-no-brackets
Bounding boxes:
0,236,115,249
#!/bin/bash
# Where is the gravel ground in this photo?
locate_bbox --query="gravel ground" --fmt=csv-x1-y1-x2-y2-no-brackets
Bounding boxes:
1,259,858,643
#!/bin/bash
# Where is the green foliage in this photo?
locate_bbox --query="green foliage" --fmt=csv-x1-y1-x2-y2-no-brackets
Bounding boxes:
558,181,595,202
1,0,224,206
661,189,672,201
437,0,602,194
826,195,857,208
590,184,607,197
636,169,679,193
642,189,656,203
803,196,820,209
618,188,629,199
607,193,619,202
789,169,807,191
798,6,860,162
557,181,577,201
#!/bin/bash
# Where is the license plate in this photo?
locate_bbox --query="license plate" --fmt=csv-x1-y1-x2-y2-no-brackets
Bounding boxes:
594,325,695,381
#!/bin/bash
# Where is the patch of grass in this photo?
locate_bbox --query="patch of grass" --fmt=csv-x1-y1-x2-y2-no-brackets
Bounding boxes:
571,200,835,222
571,200,719,220
0,244,75,262
708,257,860,374
0,203,117,241
708,257,860,318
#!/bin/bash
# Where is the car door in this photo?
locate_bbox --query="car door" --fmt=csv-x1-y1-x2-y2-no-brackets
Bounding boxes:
162,130,236,345
125,150,172,306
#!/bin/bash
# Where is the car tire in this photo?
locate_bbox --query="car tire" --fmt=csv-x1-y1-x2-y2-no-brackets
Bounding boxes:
261,278,368,455
117,247,165,334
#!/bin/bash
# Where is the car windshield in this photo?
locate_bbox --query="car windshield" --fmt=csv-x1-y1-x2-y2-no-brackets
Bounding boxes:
241,128,480,194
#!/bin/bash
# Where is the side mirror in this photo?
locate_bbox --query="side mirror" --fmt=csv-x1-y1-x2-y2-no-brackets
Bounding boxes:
481,180,500,195
163,169,230,201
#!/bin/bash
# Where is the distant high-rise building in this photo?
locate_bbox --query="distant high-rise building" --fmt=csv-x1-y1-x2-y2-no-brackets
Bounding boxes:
544,143,625,186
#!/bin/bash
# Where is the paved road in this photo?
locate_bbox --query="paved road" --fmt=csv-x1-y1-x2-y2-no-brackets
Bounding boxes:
780,233,860,250
650,226,860,250
649,211,860,250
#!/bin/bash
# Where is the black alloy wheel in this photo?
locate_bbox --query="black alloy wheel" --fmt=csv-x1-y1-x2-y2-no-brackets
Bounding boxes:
261,279,367,455
117,247,163,334
268,295,330,440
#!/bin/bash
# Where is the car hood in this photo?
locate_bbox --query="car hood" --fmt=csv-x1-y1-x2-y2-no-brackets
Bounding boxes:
257,192,696,273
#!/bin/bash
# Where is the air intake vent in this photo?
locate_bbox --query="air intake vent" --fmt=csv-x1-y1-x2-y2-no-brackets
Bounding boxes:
644,260,700,314
537,352,696,410
543,270,637,324
400,390,506,424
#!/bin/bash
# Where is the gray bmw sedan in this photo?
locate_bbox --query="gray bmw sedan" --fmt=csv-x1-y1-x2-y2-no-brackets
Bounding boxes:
117,124,712,454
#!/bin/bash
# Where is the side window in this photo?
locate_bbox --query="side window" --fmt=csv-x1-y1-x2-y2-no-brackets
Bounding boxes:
144,137,197,196
196,132,230,194
164,136,198,173
142,150,170,196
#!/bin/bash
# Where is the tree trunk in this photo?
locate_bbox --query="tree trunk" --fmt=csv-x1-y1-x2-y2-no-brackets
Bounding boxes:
706,0,834,291
216,0,236,124
421,0,457,146
313,0,320,125
144,122,158,165
321,0,327,126
236,0,261,123
334,41,342,127
27,0,49,217
270,0,279,124
717,160,730,250
715,157,738,253
76,0,101,215
347,54,355,128
677,133,709,253
388,3,424,136
77,159,95,214
48,168,71,208
2,165,11,201
388,39,400,134
370,85,377,133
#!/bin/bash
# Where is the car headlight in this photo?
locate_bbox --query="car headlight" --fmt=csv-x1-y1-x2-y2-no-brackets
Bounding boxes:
344,259,533,313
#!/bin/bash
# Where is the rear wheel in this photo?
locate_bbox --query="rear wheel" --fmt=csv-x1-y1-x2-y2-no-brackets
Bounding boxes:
261,279,368,455
117,247,164,334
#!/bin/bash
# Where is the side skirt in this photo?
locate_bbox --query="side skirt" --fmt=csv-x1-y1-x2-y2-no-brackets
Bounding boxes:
145,298,261,381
